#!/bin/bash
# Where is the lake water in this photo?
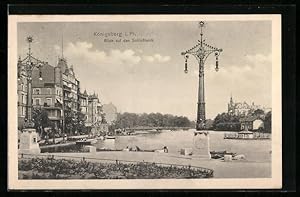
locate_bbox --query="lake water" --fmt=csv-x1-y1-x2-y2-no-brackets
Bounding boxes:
95,130,271,162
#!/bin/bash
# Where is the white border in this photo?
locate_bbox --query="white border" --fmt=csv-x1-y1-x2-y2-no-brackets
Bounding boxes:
8,14,282,190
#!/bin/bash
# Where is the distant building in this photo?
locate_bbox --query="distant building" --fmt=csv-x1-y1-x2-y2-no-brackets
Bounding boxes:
240,116,264,131
79,92,108,135
228,95,268,116
102,102,118,125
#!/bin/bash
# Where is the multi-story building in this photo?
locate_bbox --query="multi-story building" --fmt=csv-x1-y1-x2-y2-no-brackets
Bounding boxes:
57,58,81,114
31,62,64,129
17,52,65,130
17,38,108,136
79,92,108,135
18,54,81,134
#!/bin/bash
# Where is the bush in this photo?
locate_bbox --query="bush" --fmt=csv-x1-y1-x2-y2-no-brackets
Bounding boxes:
18,157,213,179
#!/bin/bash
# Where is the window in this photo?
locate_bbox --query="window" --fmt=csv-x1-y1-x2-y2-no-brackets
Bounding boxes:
47,88,52,94
35,98,40,106
33,137,36,143
46,98,52,106
23,95,26,104
35,89,40,95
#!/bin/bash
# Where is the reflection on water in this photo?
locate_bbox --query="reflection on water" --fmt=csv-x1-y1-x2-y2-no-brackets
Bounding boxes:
42,130,272,162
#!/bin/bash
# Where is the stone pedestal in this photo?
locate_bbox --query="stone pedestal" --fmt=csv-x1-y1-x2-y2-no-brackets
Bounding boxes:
193,131,211,159
84,145,96,153
19,129,41,154
180,148,193,156
224,154,232,162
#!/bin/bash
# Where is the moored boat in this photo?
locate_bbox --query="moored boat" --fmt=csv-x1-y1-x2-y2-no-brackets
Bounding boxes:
75,138,97,145
104,135,116,140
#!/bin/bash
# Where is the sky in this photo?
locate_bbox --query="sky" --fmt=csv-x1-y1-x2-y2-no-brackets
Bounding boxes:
17,21,272,120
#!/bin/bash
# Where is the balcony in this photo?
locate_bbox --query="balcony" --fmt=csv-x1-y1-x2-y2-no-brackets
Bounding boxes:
43,103,63,109
63,85,72,92
48,116,63,121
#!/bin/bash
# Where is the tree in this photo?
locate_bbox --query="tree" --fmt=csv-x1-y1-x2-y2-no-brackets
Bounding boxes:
264,111,272,133
213,112,242,131
65,110,87,135
32,108,54,139
252,109,265,117
112,112,194,129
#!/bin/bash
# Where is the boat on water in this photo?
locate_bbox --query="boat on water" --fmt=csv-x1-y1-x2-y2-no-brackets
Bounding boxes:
75,138,97,145
104,135,116,140
210,150,236,159
194,131,209,136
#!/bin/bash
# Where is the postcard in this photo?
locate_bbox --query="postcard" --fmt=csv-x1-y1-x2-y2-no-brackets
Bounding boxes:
8,14,282,190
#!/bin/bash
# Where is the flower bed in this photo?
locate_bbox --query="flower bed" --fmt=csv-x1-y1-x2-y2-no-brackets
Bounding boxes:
18,157,213,179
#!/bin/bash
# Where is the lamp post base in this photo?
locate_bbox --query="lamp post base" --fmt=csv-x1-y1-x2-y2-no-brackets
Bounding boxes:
23,121,35,129
196,121,206,131
193,131,210,159
19,128,41,154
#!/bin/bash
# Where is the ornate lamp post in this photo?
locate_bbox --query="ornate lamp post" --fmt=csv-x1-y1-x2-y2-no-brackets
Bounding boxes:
18,36,44,129
181,21,222,130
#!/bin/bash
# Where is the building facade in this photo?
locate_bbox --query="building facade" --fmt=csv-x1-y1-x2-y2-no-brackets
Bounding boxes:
240,116,264,131
31,62,64,129
17,38,108,136
17,57,28,129
228,95,263,116
86,93,108,135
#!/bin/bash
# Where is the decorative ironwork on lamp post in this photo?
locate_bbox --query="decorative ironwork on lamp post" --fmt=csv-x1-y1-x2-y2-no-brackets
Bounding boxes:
181,21,223,130
18,36,45,129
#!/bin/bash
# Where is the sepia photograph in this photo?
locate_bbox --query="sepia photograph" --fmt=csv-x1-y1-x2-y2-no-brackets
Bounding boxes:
8,14,282,189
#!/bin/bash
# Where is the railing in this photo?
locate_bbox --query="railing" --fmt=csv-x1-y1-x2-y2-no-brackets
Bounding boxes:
18,153,214,176
224,132,271,139
42,103,63,108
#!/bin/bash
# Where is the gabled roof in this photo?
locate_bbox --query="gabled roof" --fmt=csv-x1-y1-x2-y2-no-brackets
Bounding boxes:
32,63,55,87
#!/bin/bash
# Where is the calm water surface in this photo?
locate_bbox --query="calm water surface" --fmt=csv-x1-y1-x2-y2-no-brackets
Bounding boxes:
95,130,271,162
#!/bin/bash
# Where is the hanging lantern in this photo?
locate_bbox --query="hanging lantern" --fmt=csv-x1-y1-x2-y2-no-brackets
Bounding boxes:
215,52,219,72
184,59,188,73
215,56,219,72
184,55,189,73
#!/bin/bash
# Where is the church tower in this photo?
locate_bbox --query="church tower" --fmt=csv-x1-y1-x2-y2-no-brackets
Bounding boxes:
228,94,235,115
